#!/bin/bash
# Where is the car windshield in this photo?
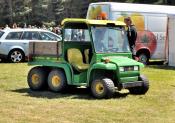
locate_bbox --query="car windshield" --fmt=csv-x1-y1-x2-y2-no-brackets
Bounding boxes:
91,26,130,53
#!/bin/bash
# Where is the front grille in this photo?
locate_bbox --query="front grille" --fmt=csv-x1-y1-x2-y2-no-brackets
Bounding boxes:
124,66,134,71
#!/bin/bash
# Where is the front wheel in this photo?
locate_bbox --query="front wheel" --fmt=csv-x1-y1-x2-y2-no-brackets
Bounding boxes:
91,78,115,99
129,75,149,95
8,49,25,63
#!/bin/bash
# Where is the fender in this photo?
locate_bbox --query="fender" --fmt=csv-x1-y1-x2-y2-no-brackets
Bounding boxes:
9,46,26,55
136,47,151,55
87,62,117,86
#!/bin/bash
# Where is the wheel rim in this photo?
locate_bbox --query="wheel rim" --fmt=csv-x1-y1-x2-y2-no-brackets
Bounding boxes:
51,75,61,87
10,51,23,62
31,74,40,85
139,54,147,64
95,81,104,95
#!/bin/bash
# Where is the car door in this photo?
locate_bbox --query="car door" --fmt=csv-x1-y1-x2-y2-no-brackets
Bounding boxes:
21,31,41,55
1,31,24,56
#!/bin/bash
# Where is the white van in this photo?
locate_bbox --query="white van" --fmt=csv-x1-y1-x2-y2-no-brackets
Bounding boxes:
168,15,175,67
86,2,175,64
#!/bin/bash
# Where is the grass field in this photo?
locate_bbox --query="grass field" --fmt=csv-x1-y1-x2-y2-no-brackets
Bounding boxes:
0,63,175,123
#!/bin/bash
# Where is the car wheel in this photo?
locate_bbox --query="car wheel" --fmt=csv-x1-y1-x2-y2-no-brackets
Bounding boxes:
91,78,115,99
8,49,25,63
138,53,149,65
27,67,48,90
129,75,149,95
48,69,67,92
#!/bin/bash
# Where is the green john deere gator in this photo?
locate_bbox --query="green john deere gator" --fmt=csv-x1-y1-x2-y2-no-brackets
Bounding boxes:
27,18,149,99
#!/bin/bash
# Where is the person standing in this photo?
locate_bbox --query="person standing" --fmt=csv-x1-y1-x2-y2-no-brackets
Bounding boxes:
124,17,137,59
4,24,10,30
12,23,18,28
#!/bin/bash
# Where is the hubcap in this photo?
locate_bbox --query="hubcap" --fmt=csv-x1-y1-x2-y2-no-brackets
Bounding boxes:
52,75,61,87
95,81,104,95
11,51,23,62
31,74,40,85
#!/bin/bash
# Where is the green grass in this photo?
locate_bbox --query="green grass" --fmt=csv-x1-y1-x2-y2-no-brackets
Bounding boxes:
0,63,175,123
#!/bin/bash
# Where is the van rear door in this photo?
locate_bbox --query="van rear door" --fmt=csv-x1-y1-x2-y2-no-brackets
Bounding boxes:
86,3,110,20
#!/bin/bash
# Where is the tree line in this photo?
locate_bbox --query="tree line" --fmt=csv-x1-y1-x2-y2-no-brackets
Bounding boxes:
0,0,174,27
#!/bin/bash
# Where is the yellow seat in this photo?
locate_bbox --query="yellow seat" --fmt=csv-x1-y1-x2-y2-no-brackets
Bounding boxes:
67,48,89,72
84,49,89,64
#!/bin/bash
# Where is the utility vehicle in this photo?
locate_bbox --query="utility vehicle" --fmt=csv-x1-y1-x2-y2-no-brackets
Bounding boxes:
27,18,149,98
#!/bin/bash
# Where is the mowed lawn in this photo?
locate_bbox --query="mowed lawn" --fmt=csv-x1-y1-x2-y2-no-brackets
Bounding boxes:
0,63,175,123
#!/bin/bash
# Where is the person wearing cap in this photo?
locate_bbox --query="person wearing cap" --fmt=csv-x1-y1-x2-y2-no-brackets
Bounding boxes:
97,12,107,20
124,17,137,59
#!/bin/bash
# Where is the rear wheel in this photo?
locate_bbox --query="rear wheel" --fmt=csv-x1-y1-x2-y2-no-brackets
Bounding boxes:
27,67,48,90
91,78,115,99
137,53,149,65
129,75,149,95
48,69,67,92
8,49,25,63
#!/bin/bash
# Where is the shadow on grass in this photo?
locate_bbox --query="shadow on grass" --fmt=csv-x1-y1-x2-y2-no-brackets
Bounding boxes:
147,61,164,65
146,61,175,70
11,87,129,100
147,64,175,70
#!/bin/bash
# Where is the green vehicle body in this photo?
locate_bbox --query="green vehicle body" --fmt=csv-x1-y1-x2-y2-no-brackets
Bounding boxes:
28,18,148,98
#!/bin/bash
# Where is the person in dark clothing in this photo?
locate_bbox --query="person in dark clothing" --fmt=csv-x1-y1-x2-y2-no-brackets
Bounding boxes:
124,17,137,59
94,28,106,52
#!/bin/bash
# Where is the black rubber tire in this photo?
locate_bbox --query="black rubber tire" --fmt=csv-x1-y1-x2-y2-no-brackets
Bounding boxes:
8,49,25,63
129,75,149,95
27,67,48,90
91,78,115,99
48,69,67,92
138,53,149,65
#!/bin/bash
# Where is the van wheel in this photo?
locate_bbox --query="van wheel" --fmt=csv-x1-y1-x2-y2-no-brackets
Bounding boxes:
48,69,67,92
8,49,25,63
137,53,149,65
27,67,48,90
129,75,149,95
91,78,115,99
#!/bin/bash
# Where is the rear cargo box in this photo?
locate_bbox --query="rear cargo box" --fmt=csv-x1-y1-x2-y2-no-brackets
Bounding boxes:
29,41,62,61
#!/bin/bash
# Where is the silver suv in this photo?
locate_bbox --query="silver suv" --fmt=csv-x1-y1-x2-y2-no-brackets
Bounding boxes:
0,28,61,63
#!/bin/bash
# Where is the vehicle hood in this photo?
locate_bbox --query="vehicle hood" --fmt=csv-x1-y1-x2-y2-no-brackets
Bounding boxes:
102,56,144,67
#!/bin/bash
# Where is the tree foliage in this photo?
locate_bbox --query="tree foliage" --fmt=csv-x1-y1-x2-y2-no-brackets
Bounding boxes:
0,0,174,27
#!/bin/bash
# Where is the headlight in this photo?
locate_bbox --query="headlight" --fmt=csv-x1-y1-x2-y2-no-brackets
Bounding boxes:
119,67,124,72
134,66,139,71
